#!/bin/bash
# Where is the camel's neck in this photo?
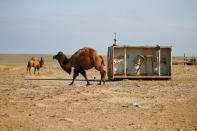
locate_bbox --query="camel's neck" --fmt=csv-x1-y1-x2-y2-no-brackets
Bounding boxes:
57,56,72,74
58,56,71,69
39,59,44,67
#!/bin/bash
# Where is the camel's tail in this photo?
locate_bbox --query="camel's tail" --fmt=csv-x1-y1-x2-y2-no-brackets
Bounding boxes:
99,55,105,66
91,52,103,67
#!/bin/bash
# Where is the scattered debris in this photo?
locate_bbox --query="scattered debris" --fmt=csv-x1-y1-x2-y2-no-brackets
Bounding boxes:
145,96,156,99
186,58,197,65
59,118,72,121
136,84,140,87
122,103,140,108
132,103,140,107
122,105,129,108
49,115,56,118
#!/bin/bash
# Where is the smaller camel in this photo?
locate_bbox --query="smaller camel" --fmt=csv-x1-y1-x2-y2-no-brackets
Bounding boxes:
27,57,44,74
53,47,106,85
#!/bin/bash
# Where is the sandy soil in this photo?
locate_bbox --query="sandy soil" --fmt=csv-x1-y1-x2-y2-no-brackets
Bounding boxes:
0,55,197,131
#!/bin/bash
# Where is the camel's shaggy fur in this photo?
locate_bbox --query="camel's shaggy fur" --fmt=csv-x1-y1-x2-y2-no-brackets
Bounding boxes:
53,47,106,85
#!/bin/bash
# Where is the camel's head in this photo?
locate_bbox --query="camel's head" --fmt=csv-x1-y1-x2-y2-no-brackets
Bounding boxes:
53,51,65,60
40,57,44,68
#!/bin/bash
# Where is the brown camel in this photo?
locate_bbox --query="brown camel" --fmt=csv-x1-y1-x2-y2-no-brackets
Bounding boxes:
53,47,106,85
27,57,44,74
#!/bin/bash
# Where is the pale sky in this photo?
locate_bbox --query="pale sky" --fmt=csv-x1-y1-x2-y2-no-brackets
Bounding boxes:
0,0,197,56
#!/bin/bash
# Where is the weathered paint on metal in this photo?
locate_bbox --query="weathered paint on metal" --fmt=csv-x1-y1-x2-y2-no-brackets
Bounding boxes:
107,46,172,80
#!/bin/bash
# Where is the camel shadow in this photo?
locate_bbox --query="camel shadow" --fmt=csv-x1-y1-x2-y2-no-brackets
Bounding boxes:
24,78,109,82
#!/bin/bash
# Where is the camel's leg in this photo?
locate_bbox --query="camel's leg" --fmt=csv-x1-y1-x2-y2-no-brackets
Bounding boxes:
27,66,31,74
37,67,40,75
79,68,90,85
101,70,106,84
27,67,29,73
34,67,36,74
95,66,106,85
99,70,106,85
69,68,79,85
98,73,102,85
95,66,101,85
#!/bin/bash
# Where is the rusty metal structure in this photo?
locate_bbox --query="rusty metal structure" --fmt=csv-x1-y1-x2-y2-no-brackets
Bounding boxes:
107,45,172,80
